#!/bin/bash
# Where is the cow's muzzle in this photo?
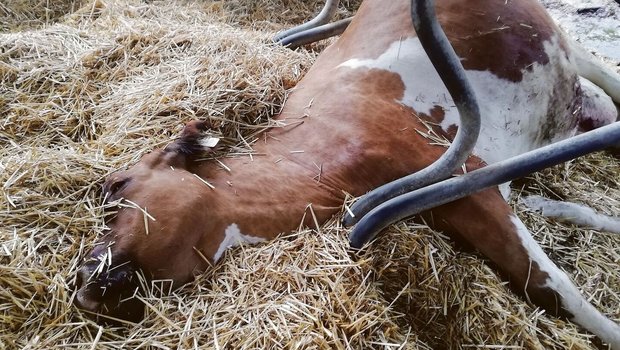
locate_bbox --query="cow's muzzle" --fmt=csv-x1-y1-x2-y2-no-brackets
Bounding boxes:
74,259,145,323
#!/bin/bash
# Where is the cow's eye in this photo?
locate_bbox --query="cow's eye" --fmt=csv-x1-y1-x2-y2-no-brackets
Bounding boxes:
108,178,130,195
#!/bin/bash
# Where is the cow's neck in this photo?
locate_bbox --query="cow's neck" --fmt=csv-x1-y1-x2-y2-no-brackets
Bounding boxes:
189,154,344,262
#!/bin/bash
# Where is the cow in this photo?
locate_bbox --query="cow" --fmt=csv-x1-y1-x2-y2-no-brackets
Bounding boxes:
74,0,620,347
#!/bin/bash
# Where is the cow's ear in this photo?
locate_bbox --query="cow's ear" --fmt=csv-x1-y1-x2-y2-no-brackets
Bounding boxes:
165,120,219,156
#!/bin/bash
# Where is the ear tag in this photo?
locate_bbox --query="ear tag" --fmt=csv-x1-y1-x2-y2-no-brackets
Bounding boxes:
199,137,220,149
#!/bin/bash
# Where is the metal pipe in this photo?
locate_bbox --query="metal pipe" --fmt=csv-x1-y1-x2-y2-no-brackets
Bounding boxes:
343,0,481,227
278,17,352,49
274,0,341,43
349,121,620,248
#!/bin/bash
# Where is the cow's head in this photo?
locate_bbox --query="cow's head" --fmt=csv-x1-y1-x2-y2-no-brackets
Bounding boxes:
74,120,219,322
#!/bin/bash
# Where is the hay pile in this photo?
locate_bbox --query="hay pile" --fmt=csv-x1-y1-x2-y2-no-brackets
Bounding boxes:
0,0,87,32
1,0,618,349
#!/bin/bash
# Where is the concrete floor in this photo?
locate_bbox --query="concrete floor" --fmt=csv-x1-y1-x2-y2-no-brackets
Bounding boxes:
542,0,620,64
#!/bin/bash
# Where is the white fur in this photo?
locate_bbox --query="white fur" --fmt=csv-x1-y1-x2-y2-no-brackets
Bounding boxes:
522,195,620,234
510,215,620,348
213,223,265,263
338,36,579,166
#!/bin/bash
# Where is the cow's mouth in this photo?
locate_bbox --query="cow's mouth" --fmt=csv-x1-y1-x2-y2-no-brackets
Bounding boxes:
74,259,145,324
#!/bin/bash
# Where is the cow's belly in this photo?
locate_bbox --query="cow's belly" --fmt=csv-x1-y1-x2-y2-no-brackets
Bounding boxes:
338,35,581,166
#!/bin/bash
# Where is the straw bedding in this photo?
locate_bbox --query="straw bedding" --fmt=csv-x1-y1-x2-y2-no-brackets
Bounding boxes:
1,0,618,348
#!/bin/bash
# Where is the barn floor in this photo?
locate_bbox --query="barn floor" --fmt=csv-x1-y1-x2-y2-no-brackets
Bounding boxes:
542,0,620,63
1,0,619,349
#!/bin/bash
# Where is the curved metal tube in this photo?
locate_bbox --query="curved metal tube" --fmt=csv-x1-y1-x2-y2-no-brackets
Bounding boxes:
349,121,620,248
278,17,352,49
343,0,481,227
274,0,341,43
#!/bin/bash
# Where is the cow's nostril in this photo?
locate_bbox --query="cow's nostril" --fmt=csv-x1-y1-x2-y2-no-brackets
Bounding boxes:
75,286,102,312
75,270,83,289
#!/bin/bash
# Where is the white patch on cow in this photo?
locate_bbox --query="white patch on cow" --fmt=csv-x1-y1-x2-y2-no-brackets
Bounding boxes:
213,223,265,263
522,195,620,233
510,215,620,347
338,35,579,166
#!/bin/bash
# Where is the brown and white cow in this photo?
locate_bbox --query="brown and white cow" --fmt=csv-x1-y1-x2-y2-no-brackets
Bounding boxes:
74,0,620,346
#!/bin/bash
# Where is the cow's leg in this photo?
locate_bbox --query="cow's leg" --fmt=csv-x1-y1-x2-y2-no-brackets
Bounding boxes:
578,77,618,132
422,189,620,348
572,43,620,158
521,195,620,234
522,76,620,230
570,39,620,104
